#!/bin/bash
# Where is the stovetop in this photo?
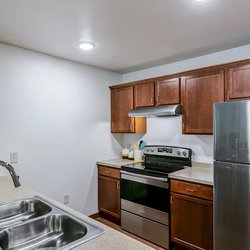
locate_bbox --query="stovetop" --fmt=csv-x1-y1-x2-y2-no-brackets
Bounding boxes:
121,162,186,178
121,145,192,178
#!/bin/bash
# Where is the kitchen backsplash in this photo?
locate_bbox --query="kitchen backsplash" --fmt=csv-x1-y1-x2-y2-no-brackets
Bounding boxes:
121,116,213,163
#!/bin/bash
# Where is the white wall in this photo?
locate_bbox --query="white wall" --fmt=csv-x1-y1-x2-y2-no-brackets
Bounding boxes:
0,43,122,215
123,118,213,163
122,44,250,163
123,44,250,82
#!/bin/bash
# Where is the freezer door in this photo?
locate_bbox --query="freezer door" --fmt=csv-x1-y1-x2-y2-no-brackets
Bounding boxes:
214,161,250,250
214,100,250,164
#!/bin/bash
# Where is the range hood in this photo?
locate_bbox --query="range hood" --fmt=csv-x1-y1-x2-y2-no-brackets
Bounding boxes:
128,104,182,118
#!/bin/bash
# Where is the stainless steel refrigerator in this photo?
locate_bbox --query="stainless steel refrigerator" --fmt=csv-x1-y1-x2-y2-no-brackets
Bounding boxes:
214,100,250,250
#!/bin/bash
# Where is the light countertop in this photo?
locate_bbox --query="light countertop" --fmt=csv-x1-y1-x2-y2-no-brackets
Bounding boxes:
0,176,153,250
169,162,213,186
97,159,136,168
97,159,213,186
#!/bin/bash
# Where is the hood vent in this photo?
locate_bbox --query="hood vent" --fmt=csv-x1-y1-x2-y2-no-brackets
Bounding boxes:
128,104,182,118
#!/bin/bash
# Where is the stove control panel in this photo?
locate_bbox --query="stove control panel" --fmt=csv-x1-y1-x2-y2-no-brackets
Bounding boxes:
144,146,191,159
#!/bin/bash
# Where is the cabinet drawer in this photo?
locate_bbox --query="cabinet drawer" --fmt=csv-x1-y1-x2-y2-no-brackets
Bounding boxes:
98,165,120,179
171,180,213,201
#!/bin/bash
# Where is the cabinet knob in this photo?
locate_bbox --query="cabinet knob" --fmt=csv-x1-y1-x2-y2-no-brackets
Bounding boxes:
104,171,110,174
117,182,120,190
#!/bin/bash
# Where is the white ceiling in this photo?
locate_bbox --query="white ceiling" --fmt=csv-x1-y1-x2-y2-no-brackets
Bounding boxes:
0,0,250,73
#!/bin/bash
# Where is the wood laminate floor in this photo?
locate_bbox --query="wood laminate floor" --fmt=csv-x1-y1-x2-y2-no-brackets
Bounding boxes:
94,217,166,250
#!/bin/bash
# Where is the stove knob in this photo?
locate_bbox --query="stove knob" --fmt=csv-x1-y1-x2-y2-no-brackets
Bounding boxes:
183,151,187,157
177,151,181,156
151,149,154,152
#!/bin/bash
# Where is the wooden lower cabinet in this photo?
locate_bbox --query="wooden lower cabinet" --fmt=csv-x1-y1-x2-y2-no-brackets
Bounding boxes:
171,180,213,250
98,165,120,224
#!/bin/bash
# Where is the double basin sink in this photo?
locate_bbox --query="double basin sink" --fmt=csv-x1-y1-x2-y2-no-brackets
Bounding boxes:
0,197,104,249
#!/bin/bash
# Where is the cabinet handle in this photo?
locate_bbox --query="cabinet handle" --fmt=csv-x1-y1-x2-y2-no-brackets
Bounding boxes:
186,188,196,193
151,96,154,103
117,182,120,190
170,196,174,204
104,171,111,174
156,96,159,104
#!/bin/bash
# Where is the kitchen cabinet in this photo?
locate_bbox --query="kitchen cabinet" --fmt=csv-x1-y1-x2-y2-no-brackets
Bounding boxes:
170,179,213,250
181,70,224,134
226,62,250,101
155,77,180,105
111,86,146,133
134,81,155,108
110,59,250,135
98,165,120,224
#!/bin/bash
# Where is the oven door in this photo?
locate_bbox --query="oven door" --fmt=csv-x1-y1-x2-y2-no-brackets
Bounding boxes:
120,171,169,225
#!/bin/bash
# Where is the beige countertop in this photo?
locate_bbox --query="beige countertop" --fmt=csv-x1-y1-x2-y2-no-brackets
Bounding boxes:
0,176,153,250
97,159,213,186
169,162,213,186
97,158,136,168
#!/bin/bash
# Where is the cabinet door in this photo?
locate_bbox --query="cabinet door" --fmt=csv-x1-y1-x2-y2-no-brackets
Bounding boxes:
98,175,120,219
181,70,224,134
111,87,134,133
134,81,155,108
155,78,180,105
226,63,250,100
171,193,213,250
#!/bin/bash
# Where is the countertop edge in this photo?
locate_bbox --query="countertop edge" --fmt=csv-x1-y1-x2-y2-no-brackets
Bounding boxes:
96,159,136,169
169,175,213,186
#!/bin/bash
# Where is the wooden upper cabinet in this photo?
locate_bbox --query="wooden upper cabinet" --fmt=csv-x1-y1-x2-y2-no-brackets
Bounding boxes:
111,86,146,133
111,86,134,133
181,70,225,134
155,78,180,106
134,81,155,108
226,63,250,101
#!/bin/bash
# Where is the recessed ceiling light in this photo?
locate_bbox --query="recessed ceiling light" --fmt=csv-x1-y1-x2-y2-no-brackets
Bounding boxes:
78,41,95,51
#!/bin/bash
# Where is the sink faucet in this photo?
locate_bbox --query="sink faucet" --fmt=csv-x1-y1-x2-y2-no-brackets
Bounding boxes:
0,161,21,188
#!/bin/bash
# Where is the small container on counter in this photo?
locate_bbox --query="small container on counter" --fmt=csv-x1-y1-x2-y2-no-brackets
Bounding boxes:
122,148,129,159
128,150,134,160
134,149,143,162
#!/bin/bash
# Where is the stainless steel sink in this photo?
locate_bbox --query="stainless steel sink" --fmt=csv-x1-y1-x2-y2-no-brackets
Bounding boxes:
0,198,52,228
0,197,104,250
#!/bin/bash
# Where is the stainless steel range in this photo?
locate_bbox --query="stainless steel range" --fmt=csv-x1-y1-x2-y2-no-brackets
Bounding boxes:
121,145,192,249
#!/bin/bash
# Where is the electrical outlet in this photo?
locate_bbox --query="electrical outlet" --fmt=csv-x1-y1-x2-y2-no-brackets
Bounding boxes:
10,152,18,163
64,194,70,205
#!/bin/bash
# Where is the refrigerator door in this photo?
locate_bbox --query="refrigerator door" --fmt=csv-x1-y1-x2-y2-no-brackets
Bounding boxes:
214,100,250,164
214,161,250,250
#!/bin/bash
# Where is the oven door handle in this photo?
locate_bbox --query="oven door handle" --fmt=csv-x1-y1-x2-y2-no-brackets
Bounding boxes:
121,171,168,189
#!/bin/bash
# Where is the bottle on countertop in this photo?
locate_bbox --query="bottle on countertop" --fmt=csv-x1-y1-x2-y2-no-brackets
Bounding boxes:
128,150,134,160
122,148,129,159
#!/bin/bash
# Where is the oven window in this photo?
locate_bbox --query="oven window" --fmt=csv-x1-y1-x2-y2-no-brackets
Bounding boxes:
121,179,169,212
